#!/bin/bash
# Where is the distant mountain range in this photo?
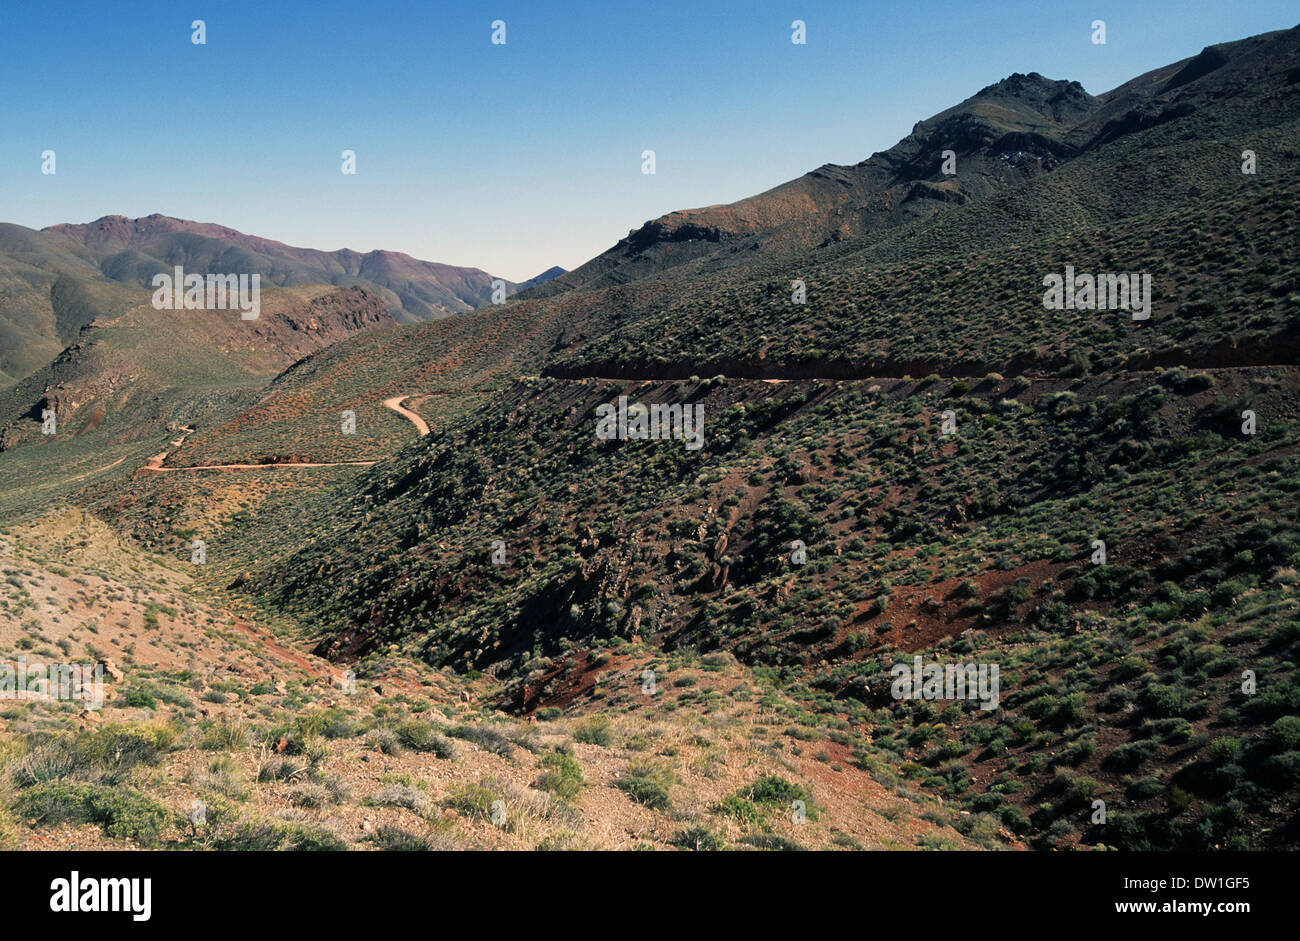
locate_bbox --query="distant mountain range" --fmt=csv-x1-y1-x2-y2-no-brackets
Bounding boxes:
514,265,568,292
0,214,564,387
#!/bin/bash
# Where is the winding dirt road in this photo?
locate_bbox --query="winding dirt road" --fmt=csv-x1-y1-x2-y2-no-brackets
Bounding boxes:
383,395,430,436
139,396,429,474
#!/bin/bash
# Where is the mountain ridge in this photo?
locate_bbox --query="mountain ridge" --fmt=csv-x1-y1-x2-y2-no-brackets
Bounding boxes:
0,213,563,389
524,25,1298,299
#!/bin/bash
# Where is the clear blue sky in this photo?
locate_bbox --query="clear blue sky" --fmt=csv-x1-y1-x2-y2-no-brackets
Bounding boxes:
1,0,1294,281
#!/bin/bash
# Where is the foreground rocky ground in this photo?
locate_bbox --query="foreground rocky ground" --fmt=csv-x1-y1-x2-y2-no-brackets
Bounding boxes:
0,511,984,851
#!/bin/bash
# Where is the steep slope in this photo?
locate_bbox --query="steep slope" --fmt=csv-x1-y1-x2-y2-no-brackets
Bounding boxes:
527,25,1298,298
8,25,1297,854
105,24,1299,474
164,26,1300,853
0,507,980,851
0,223,142,386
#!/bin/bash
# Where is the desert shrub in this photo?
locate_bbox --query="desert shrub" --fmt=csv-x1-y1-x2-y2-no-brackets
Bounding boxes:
1033,818,1077,850
743,775,810,807
211,818,348,851
444,781,498,821
394,721,456,758
1158,367,1215,394
1048,693,1089,728
368,825,434,851
10,743,92,788
1259,751,1300,789
96,723,179,762
1052,736,1097,766
1241,680,1300,723
573,718,612,746
1127,776,1163,800
952,811,1002,847
535,828,596,851
287,782,332,809
1114,657,1147,680
257,755,311,783
535,749,584,800
1142,718,1194,745
1266,716,1300,753
188,755,249,800
0,806,18,850
1165,784,1194,815
322,716,360,739
1104,738,1161,770
365,727,403,755
737,833,805,851
617,761,674,812
711,795,762,826
672,826,722,851
123,686,157,709
1138,684,1186,718
701,651,739,669
1208,737,1245,764
368,785,429,816
17,782,174,845
982,580,1032,623
1101,688,1134,712
999,804,1031,834
11,724,177,789
447,723,514,756
200,720,252,751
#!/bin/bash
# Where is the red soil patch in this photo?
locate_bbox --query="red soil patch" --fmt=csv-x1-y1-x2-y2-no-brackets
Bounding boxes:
231,618,329,679
504,649,634,715
850,558,1068,651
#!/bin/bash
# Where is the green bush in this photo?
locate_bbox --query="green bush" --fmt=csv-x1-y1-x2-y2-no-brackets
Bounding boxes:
711,795,762,826
1266,716,1300,753
573,718,613,747
212,819,348,851
743,775,810,806
0,806,18,850
1259,751,1300,789
1208,737,1244,764
1104,738,1160,770
123,687,157,709
444,781,498,820
616,761,674,812
672,826,722,851
17,782,174,846
1138,684,1185,719
535,749,584,800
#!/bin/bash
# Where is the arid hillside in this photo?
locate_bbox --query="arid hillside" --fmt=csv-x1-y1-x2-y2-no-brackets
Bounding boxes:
1,24,1297,854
